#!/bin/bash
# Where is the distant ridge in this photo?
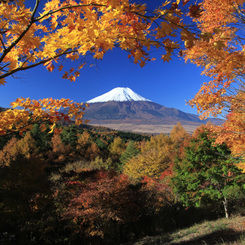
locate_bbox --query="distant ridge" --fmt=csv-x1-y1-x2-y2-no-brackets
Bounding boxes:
84,100,222,125
87,87,151,103
83,87,223,134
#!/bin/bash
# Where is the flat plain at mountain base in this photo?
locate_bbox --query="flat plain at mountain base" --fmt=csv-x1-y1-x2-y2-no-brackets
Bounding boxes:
89,123,204,134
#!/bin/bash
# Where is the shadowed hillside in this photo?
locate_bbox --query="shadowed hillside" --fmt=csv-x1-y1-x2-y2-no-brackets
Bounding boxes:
82,101,223,133
83,101,216,124
125,215,245,245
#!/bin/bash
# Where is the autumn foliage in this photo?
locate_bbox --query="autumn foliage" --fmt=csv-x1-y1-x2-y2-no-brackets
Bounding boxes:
59,171,143,238
53,166,171,240
0,0,245,243
1,0,245,162
124,124,189,179
0,0,154,84
0,0,150,134
0,123,244,243
185,0,245,115
0,97,88,136
0,131,37,166
0,0,196,135
182,0,245,160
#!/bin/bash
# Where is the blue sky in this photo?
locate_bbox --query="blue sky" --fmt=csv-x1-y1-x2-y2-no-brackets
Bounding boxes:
0,0,210,115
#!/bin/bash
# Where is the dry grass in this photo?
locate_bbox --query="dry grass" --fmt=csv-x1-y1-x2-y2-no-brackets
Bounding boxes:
127,215,245,245
90,123,200,134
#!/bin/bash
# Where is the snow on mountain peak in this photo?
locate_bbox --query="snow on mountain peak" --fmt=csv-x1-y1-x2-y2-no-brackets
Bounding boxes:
87,87,151,103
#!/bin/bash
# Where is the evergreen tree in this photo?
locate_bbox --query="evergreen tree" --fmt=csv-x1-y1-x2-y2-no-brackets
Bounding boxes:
172,127,245,218
31,124,52,153
120,141,139,166
61,125,78,148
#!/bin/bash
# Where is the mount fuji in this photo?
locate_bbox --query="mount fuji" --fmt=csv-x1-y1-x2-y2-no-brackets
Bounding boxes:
87,87,151,103
83,87,222,134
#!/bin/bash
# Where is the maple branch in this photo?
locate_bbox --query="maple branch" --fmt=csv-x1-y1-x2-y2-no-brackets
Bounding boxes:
0,63,9,72
232,2,245,25
35,3,107,22
1,117,51,136
134,9,198,41
0,0,40,64
0,49,77,80
0,37,6,51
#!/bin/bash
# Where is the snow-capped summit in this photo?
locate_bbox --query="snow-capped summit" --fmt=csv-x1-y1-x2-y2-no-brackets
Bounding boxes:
87,87,151,103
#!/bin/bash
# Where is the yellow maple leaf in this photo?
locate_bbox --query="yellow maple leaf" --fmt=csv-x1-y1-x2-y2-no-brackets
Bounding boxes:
49,123,56,133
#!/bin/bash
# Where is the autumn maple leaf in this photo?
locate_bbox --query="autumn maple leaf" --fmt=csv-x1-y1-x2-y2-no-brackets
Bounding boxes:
189,4,203,18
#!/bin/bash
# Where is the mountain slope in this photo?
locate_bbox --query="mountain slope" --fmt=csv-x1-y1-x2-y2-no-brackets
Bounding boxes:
82,87,223,133
83,100,222,126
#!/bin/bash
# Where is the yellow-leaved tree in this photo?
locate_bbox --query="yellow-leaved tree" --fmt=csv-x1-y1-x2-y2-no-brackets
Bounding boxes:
0,131,37,166
183,0,245,168
123,134,173,179
123,124,190,179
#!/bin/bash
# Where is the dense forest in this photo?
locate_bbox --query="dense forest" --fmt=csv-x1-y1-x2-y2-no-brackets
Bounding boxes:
0,122,244,244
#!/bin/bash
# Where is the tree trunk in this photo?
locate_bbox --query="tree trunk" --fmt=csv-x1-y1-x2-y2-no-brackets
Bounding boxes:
223,197,229,219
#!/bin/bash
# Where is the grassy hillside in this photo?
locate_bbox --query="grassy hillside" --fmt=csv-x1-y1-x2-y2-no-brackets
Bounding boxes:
128,215,245,245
